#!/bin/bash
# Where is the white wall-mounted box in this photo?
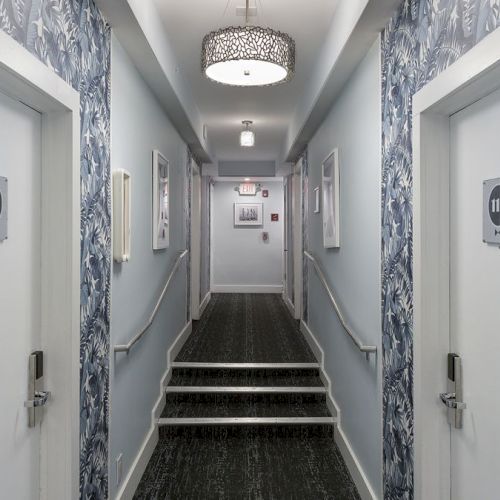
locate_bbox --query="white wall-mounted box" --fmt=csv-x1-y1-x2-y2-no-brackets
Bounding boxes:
113,169,131,262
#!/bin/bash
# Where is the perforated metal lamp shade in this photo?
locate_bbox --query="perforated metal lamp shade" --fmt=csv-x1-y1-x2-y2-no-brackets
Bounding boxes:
202,26,295,87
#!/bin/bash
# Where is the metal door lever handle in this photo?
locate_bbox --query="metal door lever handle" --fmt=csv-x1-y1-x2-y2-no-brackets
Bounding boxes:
25,391,50,408
440,392,467,410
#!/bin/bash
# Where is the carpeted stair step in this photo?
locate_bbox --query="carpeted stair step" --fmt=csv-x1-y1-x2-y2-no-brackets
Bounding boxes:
161,392,331,419
169,367,323,387
158,424,335,439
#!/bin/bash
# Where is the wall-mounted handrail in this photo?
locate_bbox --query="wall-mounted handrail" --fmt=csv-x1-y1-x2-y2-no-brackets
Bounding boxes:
304,250,377,358
114,249,189,354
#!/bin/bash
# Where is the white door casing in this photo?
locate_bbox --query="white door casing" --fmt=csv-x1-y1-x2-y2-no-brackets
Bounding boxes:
293,158,303,320
283,174,295,315
413,28,500,500
0,32,80,499
191,162,201,319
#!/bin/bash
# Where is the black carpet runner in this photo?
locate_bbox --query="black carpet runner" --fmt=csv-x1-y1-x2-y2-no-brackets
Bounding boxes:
134,294,360,499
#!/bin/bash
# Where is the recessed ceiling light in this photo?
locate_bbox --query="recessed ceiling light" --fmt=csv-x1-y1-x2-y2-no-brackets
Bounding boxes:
201,1,295,87
240,121,255,147
244,178,251,182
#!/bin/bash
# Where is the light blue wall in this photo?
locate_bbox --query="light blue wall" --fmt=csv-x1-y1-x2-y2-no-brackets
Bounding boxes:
109,35,188,497
306,39,382,495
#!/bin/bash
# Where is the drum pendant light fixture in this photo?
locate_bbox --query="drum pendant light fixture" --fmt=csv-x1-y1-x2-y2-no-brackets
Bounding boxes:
202,0,295,87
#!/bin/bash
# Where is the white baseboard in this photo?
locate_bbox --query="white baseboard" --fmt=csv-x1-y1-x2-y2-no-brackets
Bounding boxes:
116,369,169,500
211,285,283,293
300,320,377,500
335,425,377,500
168,321,193,363
300,320,324,365
117,321,192,500
199,291,211,317
284,296,296,318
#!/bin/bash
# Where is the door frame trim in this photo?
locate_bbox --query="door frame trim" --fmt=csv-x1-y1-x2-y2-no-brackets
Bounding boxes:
293,158,303,320
413,28,500,500
282,174,295,316
0,32,80,499
190,161,201,319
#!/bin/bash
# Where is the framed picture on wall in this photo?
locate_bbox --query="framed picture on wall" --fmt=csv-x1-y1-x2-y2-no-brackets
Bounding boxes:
152,150,169,250
322,148,340,248
234,203,263,226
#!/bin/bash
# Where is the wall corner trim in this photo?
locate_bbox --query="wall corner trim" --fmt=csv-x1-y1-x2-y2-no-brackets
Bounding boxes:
199,292,211,317
116,320,192,500
300,320,378,500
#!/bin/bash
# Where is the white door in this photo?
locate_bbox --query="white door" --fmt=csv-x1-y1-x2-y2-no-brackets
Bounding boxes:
0,91,43,497
448,87,500,498
191,163,201,319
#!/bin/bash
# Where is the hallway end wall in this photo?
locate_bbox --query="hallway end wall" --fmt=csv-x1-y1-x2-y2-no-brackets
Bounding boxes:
109,35,188,499
212,181,284,292
305,39,382,496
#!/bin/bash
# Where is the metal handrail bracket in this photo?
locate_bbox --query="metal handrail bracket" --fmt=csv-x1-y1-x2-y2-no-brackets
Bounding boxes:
304,250,377,359
114,249,189,354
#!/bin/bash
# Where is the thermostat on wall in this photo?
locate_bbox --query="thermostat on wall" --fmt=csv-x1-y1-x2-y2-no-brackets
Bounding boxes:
483,177,500,246
0,176,7,242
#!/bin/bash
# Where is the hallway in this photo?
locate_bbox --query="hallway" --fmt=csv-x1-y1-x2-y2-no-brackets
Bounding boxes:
134,294,360,499
3,1,500,498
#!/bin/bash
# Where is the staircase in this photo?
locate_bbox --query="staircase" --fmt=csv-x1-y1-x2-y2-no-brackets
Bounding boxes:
134,295,360,499
159,363,335,427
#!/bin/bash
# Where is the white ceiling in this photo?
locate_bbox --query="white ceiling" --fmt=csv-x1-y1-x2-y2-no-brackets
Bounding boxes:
153,0,339,162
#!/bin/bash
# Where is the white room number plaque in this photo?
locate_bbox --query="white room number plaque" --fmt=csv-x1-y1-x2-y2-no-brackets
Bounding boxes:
483,177,500,245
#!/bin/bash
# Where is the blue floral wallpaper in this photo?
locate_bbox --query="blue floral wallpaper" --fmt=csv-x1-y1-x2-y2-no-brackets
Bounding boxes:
381,1,500,498
0,1,111,498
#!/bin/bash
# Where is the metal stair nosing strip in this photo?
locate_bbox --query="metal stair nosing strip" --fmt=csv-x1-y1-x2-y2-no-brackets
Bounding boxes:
171,362,320,369
165,386,327,394
157,416,337,426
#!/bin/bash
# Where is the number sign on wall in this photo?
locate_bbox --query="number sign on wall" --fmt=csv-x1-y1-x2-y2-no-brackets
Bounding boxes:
483,178,500,245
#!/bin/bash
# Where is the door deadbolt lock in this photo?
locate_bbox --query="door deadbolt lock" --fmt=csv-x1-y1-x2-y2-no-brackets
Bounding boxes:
439,353,467,429
25,351,49,427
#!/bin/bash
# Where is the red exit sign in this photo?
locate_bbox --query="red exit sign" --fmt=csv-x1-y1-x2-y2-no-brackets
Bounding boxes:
239,183,256,195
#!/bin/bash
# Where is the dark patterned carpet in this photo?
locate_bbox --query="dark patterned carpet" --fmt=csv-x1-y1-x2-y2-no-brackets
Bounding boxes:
176,294,316,363
134,426,360,500
134,294,360,500
169,368,323,387
161,394,331,418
